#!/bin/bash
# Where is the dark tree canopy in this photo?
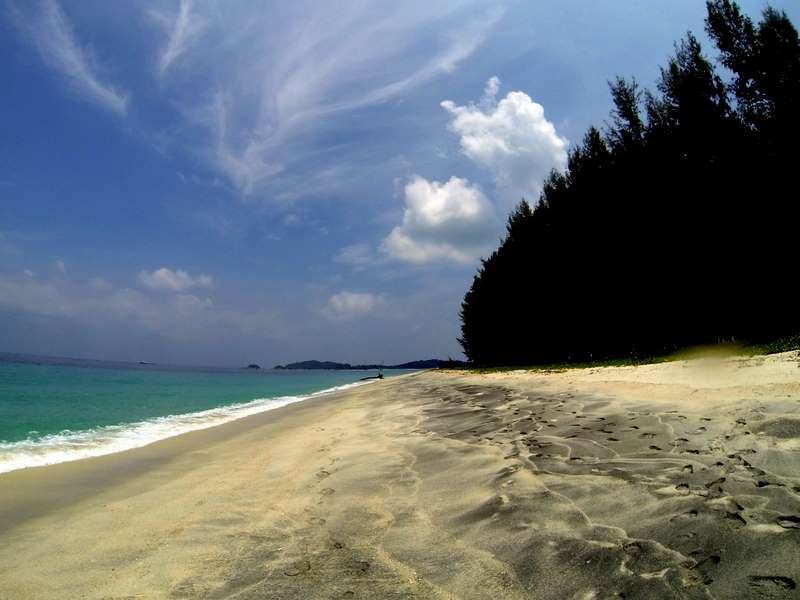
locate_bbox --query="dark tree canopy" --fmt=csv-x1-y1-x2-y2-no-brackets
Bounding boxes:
459,1,799,366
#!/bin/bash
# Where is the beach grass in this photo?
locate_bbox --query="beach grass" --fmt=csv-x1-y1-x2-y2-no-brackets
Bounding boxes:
443,335,800,374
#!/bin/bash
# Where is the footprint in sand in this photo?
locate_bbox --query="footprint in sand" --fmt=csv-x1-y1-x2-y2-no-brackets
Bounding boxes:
724,512,746,526
351,560,370,573
776,516,800,529
639,432,656,439
685,553,721,585
671,509,698,522
284,560,311,576
748,575,796,592
649,445,662,450
682,465,694,474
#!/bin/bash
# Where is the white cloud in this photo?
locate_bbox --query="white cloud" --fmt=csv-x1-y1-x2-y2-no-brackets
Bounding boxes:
441,77,568,208
173,2,501,194
10,0,128,115
382,176,499,264
334,243,381,268
154,0,201,77
88,277,113,292
0,272,277,347
7,2,502,195
326,291,382,319
137,267,213,292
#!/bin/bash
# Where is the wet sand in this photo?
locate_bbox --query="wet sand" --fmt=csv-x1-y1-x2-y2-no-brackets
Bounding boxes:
0,353,799,599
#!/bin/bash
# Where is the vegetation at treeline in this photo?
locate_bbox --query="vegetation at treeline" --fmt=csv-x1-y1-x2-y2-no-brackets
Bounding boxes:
459,1,799,366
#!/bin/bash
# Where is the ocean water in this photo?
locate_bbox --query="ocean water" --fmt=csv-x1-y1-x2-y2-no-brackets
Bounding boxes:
0,353,404,474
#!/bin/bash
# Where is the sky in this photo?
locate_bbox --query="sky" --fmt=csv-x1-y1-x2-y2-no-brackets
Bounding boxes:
1,0,797,367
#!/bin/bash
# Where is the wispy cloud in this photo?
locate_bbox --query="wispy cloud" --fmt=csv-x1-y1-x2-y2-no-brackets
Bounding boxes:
6,1,505,199
334,243,383,269
9,0,128,115
6,1,503,195
172,1,504,194
138,267,213,292
0,270,280,354
154,0,200,78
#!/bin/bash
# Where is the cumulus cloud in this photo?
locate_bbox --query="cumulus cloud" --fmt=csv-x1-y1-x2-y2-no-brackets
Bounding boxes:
9,0,128,115
441,77,568,208
376,78,567,265
382,176,499,264
326,291,382,319
137,267,213,292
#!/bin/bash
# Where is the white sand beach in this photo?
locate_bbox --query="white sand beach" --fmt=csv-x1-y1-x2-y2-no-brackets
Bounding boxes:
1,352,798,599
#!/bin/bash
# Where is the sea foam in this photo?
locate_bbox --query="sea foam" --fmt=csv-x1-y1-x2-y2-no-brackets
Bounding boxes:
0,380,373,474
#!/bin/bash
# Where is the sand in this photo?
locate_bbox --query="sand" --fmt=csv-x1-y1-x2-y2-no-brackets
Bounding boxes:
0,352,799,599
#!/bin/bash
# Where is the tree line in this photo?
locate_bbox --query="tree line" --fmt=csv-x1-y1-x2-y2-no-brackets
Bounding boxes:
459,1,799,365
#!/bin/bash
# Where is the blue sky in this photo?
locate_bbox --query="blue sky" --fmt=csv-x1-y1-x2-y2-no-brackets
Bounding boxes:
1,0,797,367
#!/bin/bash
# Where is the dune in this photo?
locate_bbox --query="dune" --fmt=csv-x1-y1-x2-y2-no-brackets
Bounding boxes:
0,352,798,598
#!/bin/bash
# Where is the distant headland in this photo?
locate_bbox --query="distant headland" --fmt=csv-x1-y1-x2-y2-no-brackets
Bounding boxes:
273,359,465,370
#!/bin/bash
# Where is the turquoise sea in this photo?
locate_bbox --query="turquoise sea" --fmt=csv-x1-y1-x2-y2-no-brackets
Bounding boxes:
0,353,404,474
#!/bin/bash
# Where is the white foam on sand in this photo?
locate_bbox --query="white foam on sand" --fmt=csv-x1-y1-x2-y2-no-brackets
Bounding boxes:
0,380,374,474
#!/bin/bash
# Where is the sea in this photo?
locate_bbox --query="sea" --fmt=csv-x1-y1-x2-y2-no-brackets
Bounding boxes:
0,353,406,474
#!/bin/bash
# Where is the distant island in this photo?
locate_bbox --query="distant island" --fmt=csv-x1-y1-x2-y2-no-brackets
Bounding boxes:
273,359,465,370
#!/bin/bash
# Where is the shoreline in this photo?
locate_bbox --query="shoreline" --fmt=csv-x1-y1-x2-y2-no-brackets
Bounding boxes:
0,371,421,534
0,375,393,476
1,354,798,598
